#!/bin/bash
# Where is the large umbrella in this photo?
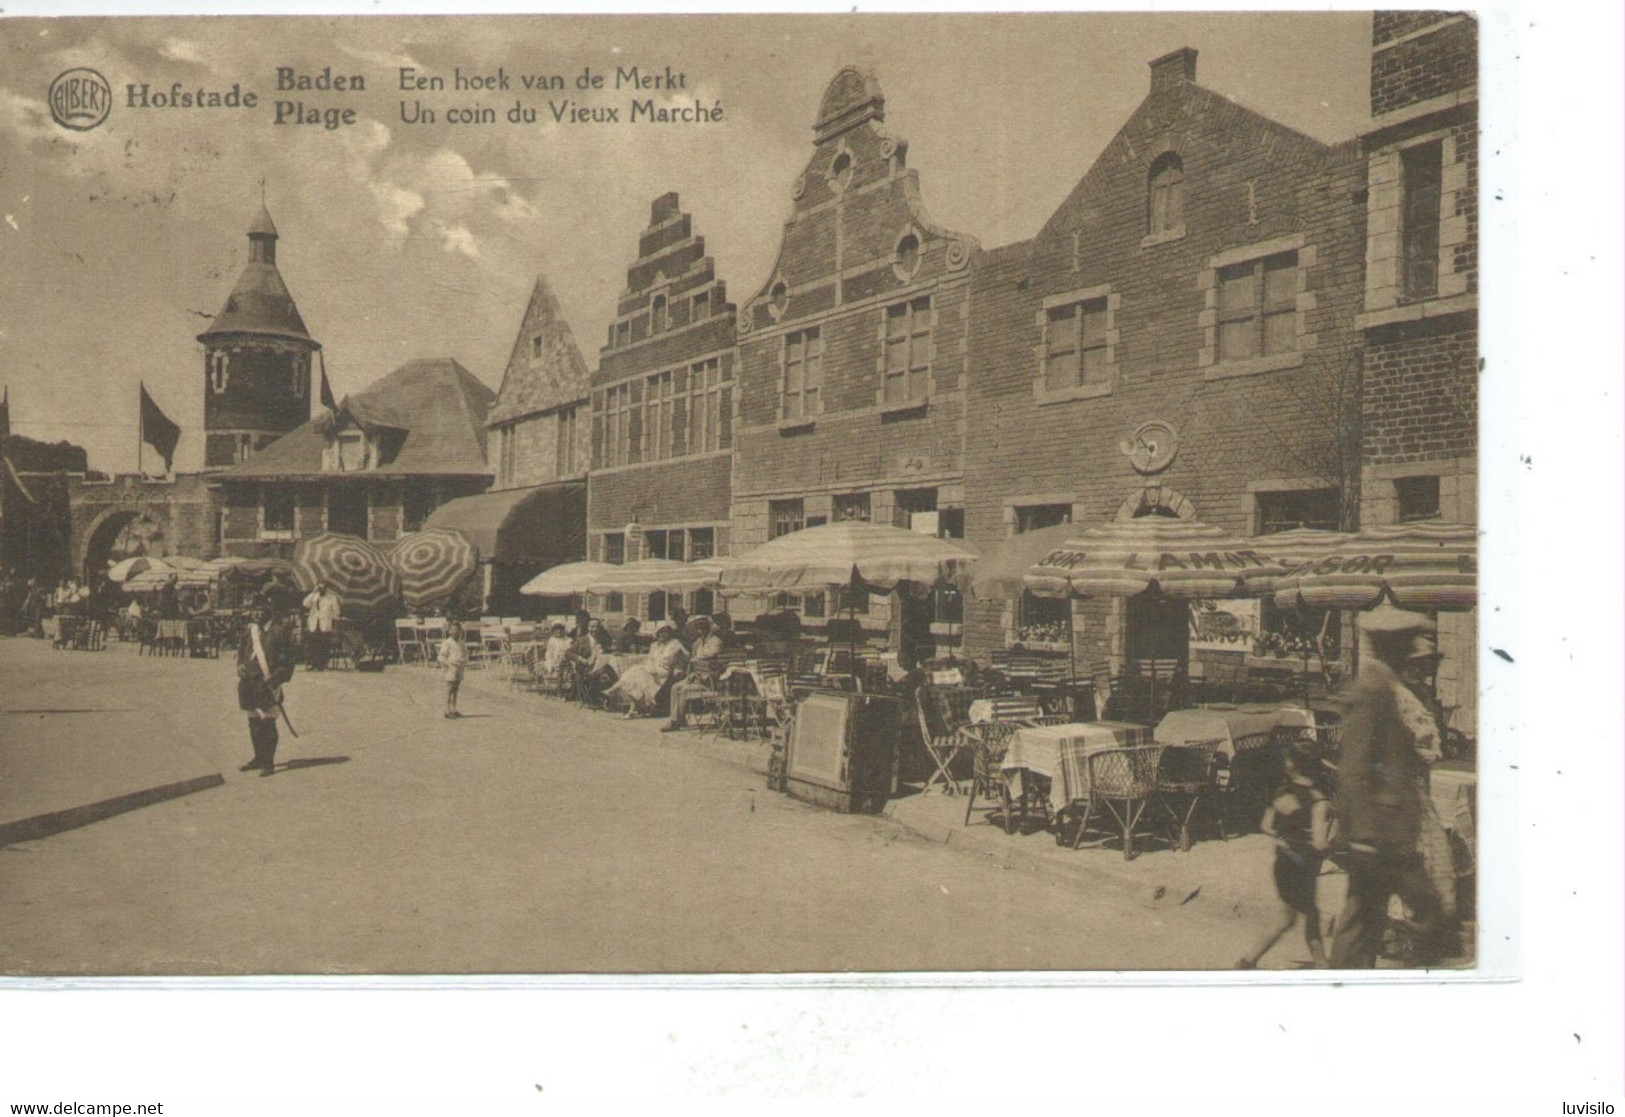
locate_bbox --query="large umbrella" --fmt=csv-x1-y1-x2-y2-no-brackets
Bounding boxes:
107,556,160,583
519,561,621,597
1023,516,1283,600
390,529,479,608
1271,520,1476,612
293,532,400,610
1237,528,1356,596
722,521,977,594
962,522,1078,601
582,558,725,596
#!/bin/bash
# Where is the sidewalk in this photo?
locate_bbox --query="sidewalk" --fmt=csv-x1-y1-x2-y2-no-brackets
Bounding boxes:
453,663,1290,926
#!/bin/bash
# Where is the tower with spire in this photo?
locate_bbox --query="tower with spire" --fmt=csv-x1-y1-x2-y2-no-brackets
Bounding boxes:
198,202,321,469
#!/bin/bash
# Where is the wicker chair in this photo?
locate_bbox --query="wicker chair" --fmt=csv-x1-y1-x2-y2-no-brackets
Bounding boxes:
1074,744,1164,858
1154,740,1225,850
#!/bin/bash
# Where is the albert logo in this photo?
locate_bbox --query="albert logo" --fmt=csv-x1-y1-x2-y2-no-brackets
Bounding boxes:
48,67,112,131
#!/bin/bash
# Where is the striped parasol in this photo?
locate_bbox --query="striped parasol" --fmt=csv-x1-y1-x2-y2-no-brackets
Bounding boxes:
293,532,400,610
519,561,621,597
582,558,725,595
390,529,479,608
720,521,977,594
107,555,161,583
1272,520,1477,612
961,522,1078,600
1238,528,1356,595
1023,516,1283,600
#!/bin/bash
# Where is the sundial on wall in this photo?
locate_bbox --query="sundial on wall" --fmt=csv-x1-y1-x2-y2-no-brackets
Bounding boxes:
1120,420,1178,475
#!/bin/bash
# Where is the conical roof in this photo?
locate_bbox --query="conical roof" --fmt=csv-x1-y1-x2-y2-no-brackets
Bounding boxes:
487,274,590,425
197,207,316,346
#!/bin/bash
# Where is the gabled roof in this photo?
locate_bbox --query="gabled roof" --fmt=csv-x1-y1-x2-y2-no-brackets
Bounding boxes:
1037,77,1335,244
221,357,496,480
488,275,590,426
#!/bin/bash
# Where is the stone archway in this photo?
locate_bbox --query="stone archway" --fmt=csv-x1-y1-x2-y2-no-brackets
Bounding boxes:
1113,483,1197,521
81,509,164,581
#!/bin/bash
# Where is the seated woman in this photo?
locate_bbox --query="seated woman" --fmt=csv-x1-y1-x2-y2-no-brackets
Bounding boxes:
572,620,619,706
605,622,687,719
662,616,727,732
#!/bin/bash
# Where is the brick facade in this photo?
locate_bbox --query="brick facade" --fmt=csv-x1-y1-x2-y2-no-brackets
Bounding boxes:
962,49,1368,668
729,67,976,640
586,193,737,618
1360,12,1479,732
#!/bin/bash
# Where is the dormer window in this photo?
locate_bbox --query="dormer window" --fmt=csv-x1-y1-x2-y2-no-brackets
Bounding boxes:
324,426,373,472
531,333,547,359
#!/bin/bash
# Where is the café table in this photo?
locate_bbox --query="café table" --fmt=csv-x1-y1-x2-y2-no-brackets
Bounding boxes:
999,720,1154,816
1153,703,1317,756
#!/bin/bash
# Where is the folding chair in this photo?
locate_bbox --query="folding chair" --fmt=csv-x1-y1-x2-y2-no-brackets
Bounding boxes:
914,685,976,795
395,619,423,665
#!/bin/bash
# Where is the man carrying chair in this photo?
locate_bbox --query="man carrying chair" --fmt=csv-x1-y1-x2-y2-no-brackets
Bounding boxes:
237,593,298,777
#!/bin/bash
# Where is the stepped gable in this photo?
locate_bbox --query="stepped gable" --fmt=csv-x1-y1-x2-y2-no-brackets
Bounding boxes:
488,275,591,426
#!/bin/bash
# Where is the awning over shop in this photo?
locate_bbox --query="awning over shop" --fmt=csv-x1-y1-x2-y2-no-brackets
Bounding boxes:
423,481,585,566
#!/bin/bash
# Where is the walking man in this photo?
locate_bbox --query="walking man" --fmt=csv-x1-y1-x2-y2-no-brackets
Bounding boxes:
1329,606,1451,967
237,594,296,777
302,581,340,670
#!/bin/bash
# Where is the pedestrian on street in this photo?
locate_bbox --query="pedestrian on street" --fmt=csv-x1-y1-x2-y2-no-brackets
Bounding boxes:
236,595,296,777
1236,738,1333,970
302,582,341,670
157,573,180,621
438,620,467,718
1328,606,1451,968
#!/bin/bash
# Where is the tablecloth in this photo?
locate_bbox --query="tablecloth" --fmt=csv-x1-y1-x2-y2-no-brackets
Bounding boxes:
1000,720,1153,810
1153,704,1316,756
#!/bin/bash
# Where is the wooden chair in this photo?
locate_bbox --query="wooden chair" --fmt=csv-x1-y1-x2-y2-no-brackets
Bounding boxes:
1074,744,1164,857
1154,740,1225,850
914,685,977,795
395,619,423,666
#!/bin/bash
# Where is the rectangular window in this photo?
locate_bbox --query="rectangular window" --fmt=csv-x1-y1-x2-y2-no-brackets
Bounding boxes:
686,358,730,454
1402,141,1444,300
650,294,669,333
1218,252,1298,362
833,492,871,522
602,532,625,565
615,321,631,348
691,290,710,320
605,592,624,614
666,530,685,563
644,371,675,462
263,487,296,535
688,527,715,561
769,498,805,540
1044,299,1109,391
1256,489,1340,534
783,327,823,421
603,383,637,468
644,529,668,560
403,482,436,533
893,488,938,531
1395,476,1442,522
328,486,369,539
1016,503,1072,534
555,406,579,476
883,296,932,406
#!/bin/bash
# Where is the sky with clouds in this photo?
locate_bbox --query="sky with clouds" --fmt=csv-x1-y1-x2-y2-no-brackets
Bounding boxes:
0,11,1372,475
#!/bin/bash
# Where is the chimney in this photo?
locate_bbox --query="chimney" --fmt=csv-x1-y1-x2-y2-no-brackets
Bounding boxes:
650,191,681,225
1150,47,1198,91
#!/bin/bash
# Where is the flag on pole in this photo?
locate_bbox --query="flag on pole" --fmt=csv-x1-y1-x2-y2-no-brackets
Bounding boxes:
318,351,337,413
139,382,181,472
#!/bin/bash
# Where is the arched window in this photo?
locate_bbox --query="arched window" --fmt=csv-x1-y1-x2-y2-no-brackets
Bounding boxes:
1148,153,1185,236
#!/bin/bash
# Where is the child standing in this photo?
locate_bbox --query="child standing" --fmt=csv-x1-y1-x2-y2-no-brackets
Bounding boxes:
1237,738,1334,969
438,620,467,719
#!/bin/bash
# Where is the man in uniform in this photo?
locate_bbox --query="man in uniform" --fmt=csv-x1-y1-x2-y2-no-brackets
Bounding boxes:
237,594,297,777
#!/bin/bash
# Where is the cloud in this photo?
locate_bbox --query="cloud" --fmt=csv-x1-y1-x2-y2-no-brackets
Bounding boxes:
435,222,480,259
369,181,425,238
158,38,204,64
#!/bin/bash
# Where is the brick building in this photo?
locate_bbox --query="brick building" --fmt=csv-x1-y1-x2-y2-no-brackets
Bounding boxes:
1356,11,1478,731
729,67,978,647
424,274,591,615
212,357,495,560
962,48,1368,677
587,192,738,622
